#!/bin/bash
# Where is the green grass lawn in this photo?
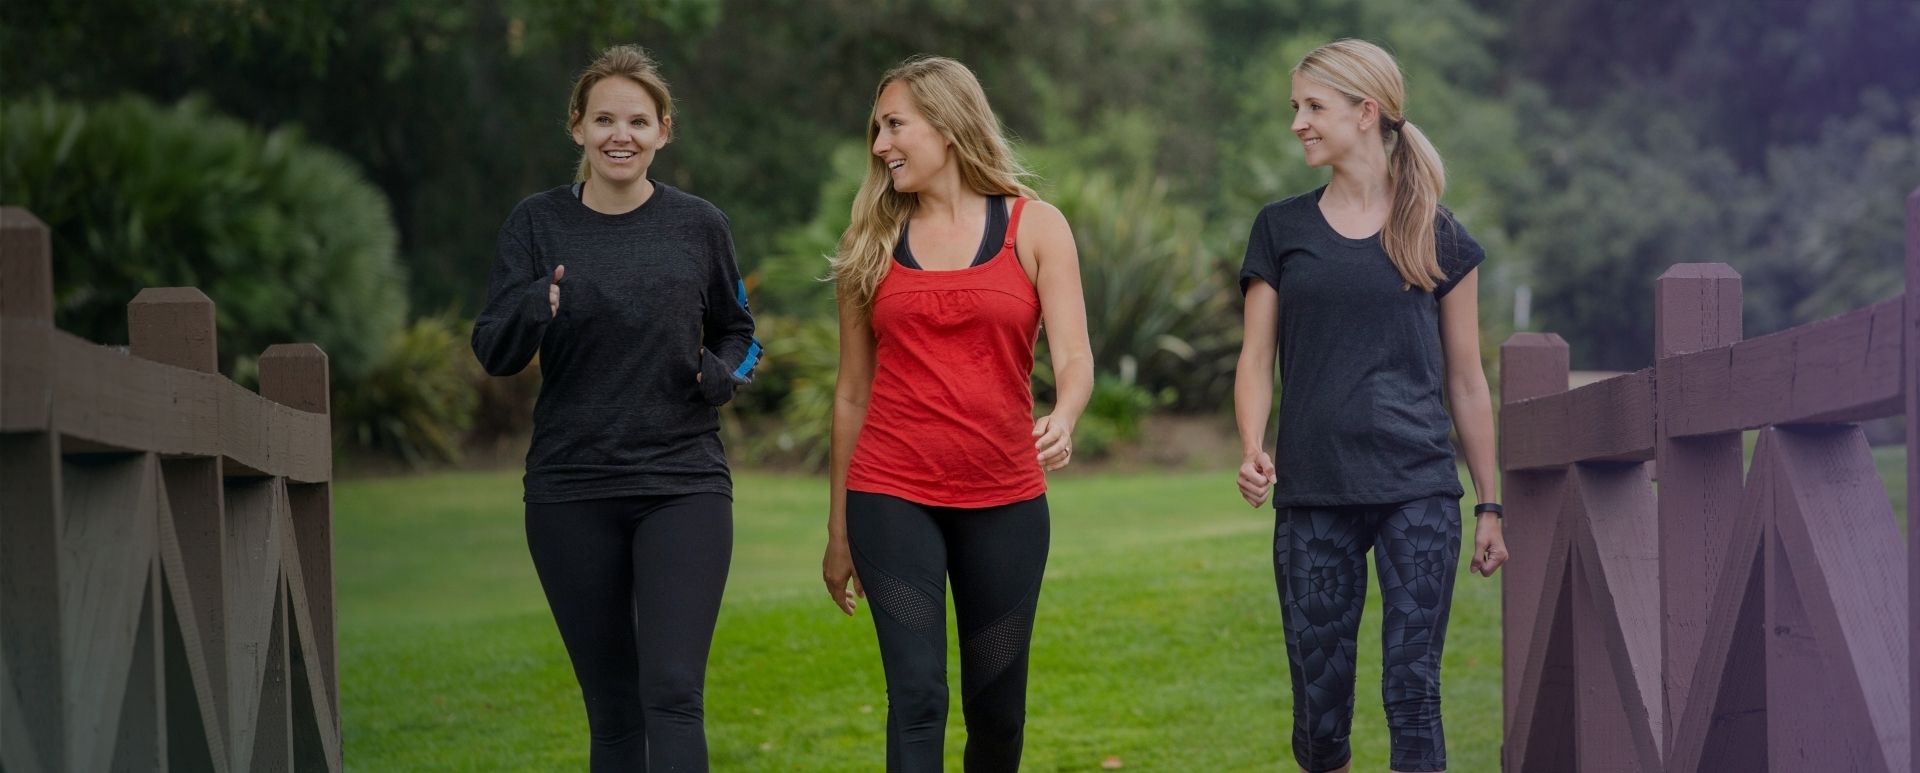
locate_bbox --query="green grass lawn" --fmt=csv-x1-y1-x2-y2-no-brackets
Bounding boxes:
338,441,1910,771
337,468,1509,771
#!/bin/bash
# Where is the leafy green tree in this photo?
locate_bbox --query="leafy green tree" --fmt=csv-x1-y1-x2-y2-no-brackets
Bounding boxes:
2,0,723,311
1513,93,1920,370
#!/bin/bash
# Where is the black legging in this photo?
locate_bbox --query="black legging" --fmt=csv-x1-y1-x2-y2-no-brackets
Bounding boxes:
845,491,1050,773
525,493,733,773
1274,495,1461,773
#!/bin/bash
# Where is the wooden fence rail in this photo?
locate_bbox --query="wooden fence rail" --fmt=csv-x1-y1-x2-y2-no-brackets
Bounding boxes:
1499,188,1920,771
0,207,339,772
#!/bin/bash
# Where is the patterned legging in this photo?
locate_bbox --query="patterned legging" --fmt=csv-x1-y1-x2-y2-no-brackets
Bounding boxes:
1274,495,1461,773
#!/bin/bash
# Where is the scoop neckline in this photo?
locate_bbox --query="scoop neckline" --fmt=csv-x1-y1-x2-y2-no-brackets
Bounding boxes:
892,244,1009,276
1310,185,1384,248
894,197,1013,275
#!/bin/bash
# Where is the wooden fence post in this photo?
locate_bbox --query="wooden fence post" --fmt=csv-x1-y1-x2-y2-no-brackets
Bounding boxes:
1654,263,1744,749
1904,185,1920,773
259,343,339,770
1500,332,1573,770
129,287,231,771
0,207,66,773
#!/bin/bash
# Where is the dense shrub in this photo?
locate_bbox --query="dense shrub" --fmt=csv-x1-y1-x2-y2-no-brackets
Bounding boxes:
1043,170,1241,410
334,312,480,467
0,93,407,382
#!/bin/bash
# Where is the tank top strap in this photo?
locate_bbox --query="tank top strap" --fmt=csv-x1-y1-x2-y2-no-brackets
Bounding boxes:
1003,197,1030,250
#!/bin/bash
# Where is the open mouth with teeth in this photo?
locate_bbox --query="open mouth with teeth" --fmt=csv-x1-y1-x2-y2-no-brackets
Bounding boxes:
604,149,637,160
1301,138,1321,148
887,159,905,173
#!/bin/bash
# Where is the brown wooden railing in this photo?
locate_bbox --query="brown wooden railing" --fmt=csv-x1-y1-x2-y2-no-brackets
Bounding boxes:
0,207,339,772
1498,188,1920,771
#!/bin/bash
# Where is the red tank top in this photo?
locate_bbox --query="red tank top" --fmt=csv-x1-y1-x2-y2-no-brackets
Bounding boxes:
846,197,1046,508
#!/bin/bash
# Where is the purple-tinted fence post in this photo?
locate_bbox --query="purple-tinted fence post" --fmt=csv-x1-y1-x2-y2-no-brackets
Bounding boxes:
1500,332,1572,770
1654,263,1744,749
1904,185,1920,773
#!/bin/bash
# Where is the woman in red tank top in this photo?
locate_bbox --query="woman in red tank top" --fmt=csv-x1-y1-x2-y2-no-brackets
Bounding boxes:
820,56,1094,772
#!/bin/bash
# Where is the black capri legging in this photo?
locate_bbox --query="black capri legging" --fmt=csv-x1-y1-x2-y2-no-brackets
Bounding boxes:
1275,495,1461,773
525,492,733,773
845,491,1050,773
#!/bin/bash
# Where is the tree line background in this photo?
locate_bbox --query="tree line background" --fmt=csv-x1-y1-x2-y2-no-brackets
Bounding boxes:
4,0,1917,467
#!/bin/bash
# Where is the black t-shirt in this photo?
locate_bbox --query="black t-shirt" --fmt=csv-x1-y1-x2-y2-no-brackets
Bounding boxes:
471,182,761,503
1239,186,1485,508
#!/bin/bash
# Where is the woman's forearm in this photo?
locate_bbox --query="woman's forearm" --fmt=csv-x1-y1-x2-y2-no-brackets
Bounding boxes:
1449,376,1499,504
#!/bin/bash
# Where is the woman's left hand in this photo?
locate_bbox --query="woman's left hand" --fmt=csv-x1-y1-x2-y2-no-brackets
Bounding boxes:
1471,513,1508,577
1033,414,1075,472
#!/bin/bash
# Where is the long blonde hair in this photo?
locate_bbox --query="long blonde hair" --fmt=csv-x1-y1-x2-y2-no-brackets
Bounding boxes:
567,44,674,182
1296,39,1447,291
830,56,1037,314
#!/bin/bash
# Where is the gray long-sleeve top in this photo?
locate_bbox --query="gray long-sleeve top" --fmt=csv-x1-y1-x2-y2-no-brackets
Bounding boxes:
472,182,760,503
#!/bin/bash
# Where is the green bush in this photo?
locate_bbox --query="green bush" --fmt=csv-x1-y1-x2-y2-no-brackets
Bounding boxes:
1041,170,1241,410
1071,373,1174,460
0,93,407,382
334,312,480,467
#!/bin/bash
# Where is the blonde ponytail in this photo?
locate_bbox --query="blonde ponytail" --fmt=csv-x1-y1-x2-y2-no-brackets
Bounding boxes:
1383,119,1447,290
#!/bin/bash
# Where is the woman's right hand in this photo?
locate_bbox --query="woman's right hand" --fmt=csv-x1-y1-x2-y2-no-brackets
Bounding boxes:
1237,451,1277,507
548,265,565,318
823,537,864,616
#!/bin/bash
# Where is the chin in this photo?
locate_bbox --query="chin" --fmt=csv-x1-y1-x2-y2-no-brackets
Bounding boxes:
596,169,646,185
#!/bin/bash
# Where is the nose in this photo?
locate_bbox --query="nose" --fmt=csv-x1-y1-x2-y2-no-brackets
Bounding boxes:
1290,110,1309,136
872,131,890,157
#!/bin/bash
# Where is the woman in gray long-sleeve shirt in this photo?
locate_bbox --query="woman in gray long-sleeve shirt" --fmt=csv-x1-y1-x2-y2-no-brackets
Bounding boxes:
470,44,758,773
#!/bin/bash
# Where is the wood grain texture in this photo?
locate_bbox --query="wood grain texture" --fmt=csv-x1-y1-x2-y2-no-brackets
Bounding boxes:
1665,431,1773,773
1498,329,1571,756
59,454,158,772
1505,484,1578,771
223,479,285,770
1655,263,1748,752
0,432,65,773
0,208,53,321
1769,427,1907,771
1570,463,1664,769
0,209,338,772
283,482,340,764
1501,469,1568,741
283,514,342,771
1,319,53,431
128,287,217,374
1501,369,1655,471
248,584,292,773
160,566,226,773
160,457,228,722
1660,299,1902,437
39,331,329,481
0,213,54,432
109,559,164,773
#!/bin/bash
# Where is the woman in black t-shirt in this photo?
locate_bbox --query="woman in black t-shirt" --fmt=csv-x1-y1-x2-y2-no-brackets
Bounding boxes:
471,45,758,773
1231,39,1506,773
